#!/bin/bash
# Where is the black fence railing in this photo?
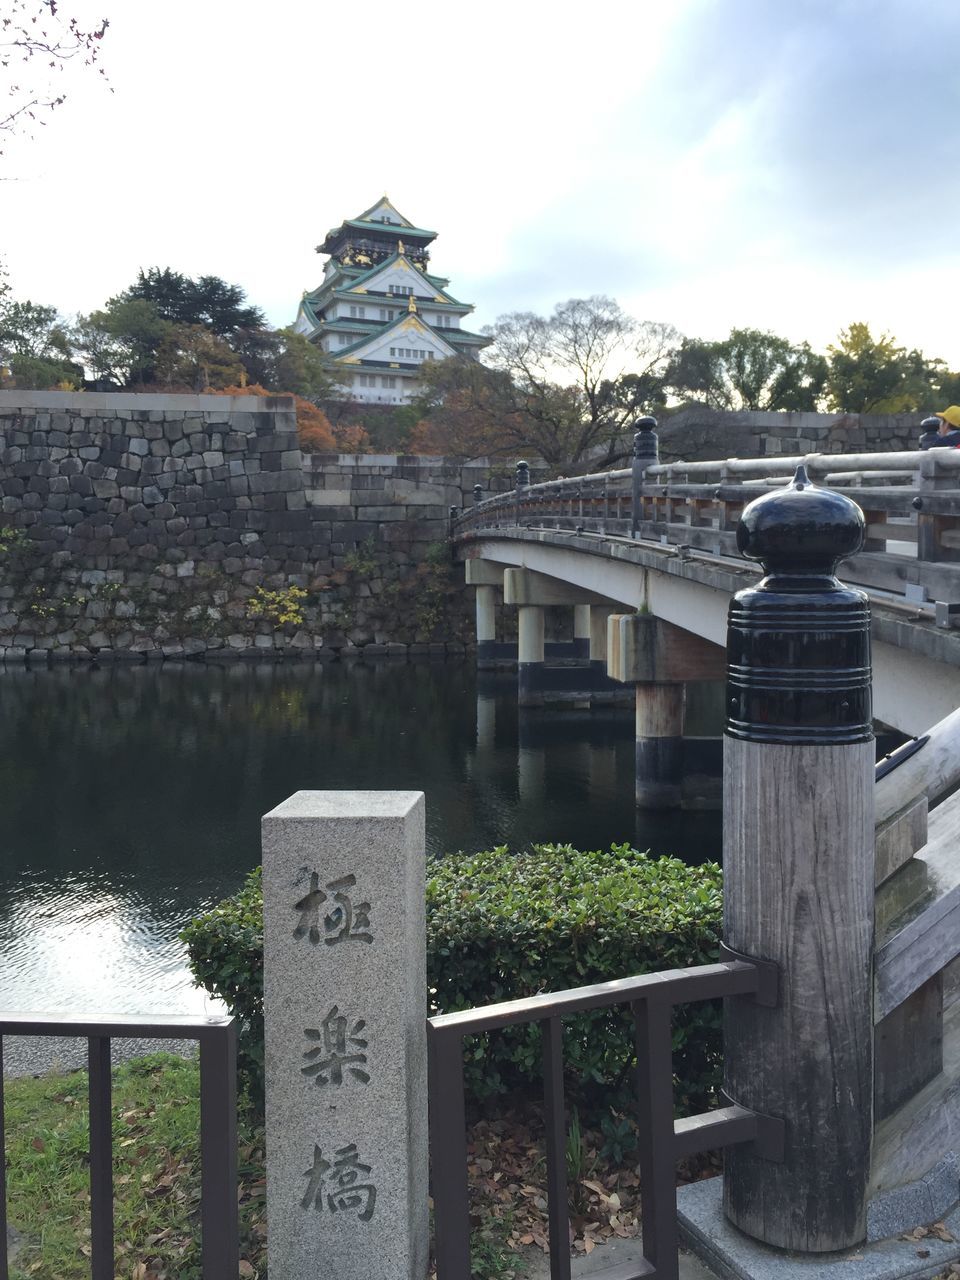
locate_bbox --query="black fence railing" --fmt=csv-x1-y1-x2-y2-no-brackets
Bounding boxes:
0,1012,238,1280
427,958,781,1280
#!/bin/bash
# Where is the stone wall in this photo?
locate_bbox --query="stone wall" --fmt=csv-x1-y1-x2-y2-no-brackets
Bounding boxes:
0,391,502,662
657,407,924,464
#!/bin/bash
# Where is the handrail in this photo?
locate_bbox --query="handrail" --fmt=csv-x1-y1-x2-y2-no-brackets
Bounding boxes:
875,705,960,823
428,958,781,1280
0,1012,238,1280
456,444,960,614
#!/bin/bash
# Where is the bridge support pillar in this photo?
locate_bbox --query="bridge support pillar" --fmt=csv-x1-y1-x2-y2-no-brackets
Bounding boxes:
465,559,515,669
517,605,546,707
722,467,874,1253
505,569,624,707
607,613,725,810
573,604,592,660
635,683,685,807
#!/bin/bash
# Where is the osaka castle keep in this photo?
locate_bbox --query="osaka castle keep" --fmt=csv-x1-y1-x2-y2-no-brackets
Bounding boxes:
293,196,490,405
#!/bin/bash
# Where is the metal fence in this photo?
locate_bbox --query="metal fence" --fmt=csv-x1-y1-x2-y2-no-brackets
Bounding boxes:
0,1012,238,1280
428,956,782,1280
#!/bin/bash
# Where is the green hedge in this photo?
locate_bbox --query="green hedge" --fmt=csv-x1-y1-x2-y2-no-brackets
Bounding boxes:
181,844,723,1115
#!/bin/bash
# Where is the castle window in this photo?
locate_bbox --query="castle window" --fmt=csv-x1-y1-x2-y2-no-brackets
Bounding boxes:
388,285,413,296
381,376,397,389
349,305,366,319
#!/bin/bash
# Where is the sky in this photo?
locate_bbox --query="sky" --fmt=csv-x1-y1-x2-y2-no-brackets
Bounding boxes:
2,0,958,365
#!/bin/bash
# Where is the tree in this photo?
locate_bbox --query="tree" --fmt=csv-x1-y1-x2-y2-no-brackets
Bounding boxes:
667,328,827,412
127,268,265,335
408,357,525,459
2,0,109,152
74,296,171,387
231,326,343,401
825,323,934,414
481,298,678,471
155,323,244,392
0,295,80,386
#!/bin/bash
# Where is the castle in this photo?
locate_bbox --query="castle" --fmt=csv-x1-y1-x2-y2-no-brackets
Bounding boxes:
294,197,490,405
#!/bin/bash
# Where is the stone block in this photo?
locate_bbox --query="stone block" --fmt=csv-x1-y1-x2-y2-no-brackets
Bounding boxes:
307,488,352,506
263,791,428,1280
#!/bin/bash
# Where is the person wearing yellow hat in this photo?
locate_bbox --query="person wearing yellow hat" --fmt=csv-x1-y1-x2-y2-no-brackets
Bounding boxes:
919,406,960,449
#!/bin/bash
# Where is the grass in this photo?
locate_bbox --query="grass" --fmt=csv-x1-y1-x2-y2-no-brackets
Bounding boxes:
3,1054,527,1280
3,1054,266,1280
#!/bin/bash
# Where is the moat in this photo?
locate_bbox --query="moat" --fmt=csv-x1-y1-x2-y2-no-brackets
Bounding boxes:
0,660,722,1015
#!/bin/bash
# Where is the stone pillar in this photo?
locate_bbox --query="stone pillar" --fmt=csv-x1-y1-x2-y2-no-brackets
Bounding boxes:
263,791,428,1280
635,682,685,808
465,559,506,669
573,604,592,661
517,604,545,707
607,613,725,811
476,586,496,650
589,606,614,673
723,466,874,1252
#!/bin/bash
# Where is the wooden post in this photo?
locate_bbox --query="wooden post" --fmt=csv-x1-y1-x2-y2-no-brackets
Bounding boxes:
631,416,658,538
723,464,875,1253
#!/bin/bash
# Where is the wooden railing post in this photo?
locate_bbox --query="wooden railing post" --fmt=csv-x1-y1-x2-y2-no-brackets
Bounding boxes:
515,459,529,528
723,465,875,1252
631,416,658,537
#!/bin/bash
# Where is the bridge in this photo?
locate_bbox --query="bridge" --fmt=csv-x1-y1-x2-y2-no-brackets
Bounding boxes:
449,444,960,1275
453,434,960,741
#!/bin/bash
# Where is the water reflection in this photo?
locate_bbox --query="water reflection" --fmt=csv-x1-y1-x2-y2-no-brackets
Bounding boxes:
0,661,722,1014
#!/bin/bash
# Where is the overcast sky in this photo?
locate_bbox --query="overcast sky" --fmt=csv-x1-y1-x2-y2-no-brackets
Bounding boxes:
2,0,957,365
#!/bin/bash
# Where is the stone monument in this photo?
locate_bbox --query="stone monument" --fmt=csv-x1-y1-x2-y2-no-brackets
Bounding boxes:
263,791,428,1278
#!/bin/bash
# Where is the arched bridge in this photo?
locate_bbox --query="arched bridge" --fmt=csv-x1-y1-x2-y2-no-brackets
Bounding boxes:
452,445,960,737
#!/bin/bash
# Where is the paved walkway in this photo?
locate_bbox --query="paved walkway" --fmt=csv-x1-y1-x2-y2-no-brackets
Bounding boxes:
522,1236,718,1277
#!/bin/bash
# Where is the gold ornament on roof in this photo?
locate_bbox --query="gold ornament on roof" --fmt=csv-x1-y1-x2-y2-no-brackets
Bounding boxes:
407,295,417,314
397,239,405,255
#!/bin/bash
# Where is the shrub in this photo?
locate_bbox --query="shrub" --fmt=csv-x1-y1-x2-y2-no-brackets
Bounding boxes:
181,845,722,1116
429,844,723,1115
181,867,264,1106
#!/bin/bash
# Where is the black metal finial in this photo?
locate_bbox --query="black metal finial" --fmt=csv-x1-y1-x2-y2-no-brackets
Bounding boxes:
515,460,530,490
727,472,872,744
633,416,659,463
736,464,865,579
473,483,483,503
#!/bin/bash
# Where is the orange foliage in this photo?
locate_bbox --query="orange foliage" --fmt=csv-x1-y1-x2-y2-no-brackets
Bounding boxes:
334,423,372,453
208,384,336,451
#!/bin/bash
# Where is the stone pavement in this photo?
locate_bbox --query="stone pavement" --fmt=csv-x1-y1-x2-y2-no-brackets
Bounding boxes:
522,1235,718,1277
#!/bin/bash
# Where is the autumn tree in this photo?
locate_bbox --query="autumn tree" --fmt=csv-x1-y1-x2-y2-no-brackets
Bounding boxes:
481,298,678,471
1,0,108,152
667,328,827,411
408,358,524,458
411,298,677,472
209,383,370,453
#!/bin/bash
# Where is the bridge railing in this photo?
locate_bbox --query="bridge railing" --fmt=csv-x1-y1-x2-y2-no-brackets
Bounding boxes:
455,448,960,607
